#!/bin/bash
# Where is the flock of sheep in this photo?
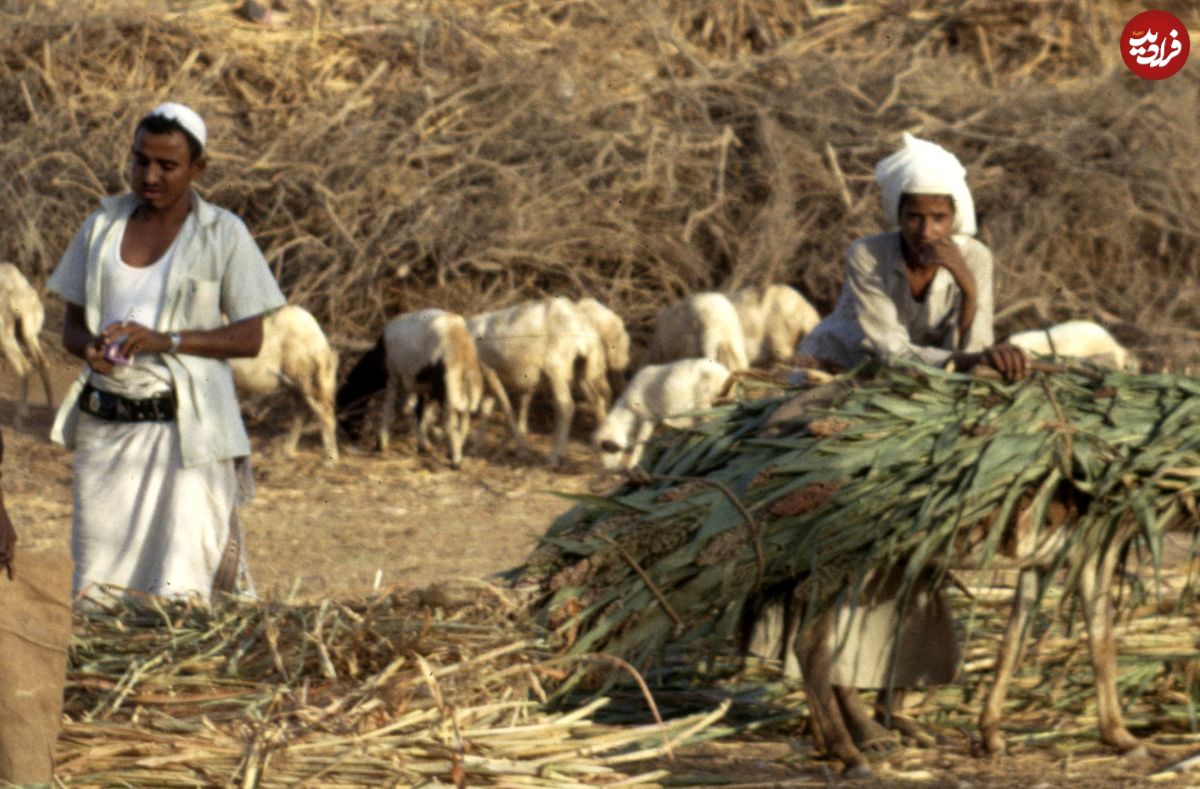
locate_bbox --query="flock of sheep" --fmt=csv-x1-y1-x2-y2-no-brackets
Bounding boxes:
327,284,820,469
0,263,1135,474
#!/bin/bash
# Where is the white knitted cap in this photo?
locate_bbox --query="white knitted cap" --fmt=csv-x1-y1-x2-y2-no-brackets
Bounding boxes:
146,102,207,150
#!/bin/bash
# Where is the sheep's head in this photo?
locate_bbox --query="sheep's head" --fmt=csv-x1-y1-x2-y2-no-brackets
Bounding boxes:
593,410,636,470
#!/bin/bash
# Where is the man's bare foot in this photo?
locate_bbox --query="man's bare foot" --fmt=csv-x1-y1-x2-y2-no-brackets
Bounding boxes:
834,686,899,751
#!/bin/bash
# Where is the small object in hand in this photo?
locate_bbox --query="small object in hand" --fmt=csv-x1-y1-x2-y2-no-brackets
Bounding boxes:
103,338,132,366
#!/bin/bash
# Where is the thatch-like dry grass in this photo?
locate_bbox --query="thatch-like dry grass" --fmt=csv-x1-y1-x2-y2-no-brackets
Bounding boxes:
2,0,1197,365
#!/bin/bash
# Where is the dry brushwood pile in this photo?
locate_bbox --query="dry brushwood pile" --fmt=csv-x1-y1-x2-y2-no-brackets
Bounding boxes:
518,364,1200,690
1,1,1197,365
58,582,728,787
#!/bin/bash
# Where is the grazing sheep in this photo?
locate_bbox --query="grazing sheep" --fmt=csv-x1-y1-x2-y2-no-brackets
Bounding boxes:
468,297,604,467
0,263,54,425
1006,320,1134,371
336,309,484,468
230,305,339,462
646,292,749,372
593,358,730,470
730,284,821,367
575,296,631,408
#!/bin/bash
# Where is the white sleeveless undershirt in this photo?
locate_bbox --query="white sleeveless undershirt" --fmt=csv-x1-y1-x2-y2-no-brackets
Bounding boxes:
91,227,179,397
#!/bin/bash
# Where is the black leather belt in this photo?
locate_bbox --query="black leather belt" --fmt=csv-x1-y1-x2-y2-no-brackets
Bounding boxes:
80,382,177,422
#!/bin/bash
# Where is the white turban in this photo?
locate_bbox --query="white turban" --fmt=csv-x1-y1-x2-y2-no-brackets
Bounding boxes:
875,132,976,237
146,102,207,151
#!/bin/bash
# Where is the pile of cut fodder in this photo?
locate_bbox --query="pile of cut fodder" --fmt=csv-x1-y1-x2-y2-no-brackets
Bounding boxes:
58,581,728,787
519,363,1200,694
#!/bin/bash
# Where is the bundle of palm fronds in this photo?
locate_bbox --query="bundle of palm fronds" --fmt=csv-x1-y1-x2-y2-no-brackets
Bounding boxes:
58,581,728,786
518,363,1200,690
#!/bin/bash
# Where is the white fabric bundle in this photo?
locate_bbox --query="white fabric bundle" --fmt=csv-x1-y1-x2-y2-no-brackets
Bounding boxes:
875,132,976,236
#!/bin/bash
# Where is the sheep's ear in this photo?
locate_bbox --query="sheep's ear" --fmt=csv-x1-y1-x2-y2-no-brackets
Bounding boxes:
599,440,623,454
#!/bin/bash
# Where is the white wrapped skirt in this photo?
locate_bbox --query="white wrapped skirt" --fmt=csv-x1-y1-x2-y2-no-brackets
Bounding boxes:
71,412,251,601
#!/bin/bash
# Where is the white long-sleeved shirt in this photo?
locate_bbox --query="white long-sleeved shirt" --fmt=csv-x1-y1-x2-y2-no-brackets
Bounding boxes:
799,231,994,369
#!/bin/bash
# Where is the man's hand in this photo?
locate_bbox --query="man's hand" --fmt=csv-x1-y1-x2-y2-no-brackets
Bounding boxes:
101,320,172,358
0,497,15,581
982,344,1029,382
84,338,115,375
921,239,978,345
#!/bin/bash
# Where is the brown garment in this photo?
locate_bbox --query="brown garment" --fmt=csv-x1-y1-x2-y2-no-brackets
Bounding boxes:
0,548,73,785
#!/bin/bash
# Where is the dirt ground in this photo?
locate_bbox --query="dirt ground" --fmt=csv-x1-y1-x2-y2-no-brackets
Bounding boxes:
3,350,1198,787
1,349,597,600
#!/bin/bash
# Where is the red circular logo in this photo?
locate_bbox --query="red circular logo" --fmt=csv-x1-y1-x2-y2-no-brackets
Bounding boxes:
1122,10,1189,80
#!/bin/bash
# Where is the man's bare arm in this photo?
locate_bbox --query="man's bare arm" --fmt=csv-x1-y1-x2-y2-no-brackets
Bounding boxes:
103,315,264,360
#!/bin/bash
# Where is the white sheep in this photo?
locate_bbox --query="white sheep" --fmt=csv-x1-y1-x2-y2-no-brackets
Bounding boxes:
1006,320,1134,371
230,305,340,462
593,358,731,470
468,297,605,467
374,309,485,468
646,292,749,372
574,296,631,408
731,284,821,367
0,263,54,425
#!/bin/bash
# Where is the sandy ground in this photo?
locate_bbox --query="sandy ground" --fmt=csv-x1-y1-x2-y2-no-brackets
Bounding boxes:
3,348,1198,787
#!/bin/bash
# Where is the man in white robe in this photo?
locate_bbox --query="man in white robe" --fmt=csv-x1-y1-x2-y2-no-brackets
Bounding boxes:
752,134,1029,749
799,132,1026,379
47,102,285,602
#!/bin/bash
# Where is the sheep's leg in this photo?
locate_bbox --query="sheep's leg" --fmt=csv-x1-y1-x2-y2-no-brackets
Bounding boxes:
292,376,340,463
606,369,627,403
416,398,437,455
313,399,339,464
378,372,400,453
545,373,575,468
481,366,523,450
469,395,494,454
282,392,304,458
580,375,608,425
16,372,30,427
1079,540,1144,755
444,400,466,469
796,611,872,778
979,566,1040,755
0,327,31,425
36,354,53,408
25,335,53,408
517,391,533,437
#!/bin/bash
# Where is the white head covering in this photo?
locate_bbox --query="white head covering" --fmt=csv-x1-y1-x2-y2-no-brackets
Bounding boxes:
145,102,207,151
874,132,976,236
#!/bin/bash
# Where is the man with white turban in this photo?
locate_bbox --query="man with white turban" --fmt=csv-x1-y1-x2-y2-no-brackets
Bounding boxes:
746,135,1027,769
799,132,1026,379
47,102,285,602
